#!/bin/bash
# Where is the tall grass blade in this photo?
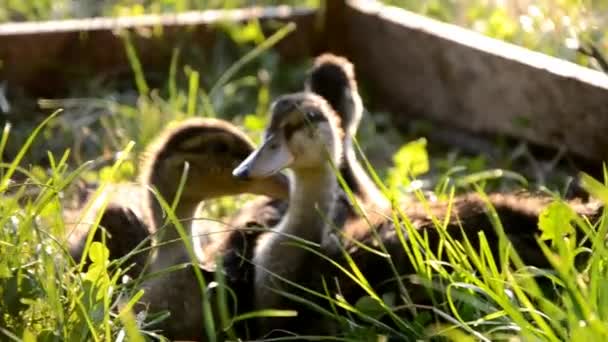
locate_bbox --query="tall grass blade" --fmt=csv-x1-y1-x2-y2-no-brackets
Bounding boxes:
187,67,200,117
122,31,149,95
0,123,11,180
209,22,296,98
0,110,60,192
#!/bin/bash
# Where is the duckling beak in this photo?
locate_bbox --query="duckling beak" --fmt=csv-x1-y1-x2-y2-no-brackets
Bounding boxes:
233,134,294,179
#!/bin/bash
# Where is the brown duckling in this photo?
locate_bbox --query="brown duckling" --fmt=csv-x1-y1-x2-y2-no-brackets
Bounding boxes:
233,92,602,337
67,118,289,340
233,92,344,336
68,118,289,271
200,53,388,283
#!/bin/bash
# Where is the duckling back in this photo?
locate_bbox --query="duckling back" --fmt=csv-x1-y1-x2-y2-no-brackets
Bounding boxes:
66,183,150,278
324,192,603,305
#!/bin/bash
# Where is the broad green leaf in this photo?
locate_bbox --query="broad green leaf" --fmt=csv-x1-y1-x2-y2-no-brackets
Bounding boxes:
88,242,109,265
538,201,576,242
393,138,429,177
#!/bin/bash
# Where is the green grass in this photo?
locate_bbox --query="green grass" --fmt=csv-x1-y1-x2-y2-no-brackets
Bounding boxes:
1,2,608,341
2,105,608,340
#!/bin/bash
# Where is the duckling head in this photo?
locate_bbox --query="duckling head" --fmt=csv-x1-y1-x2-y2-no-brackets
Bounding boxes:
141,118,289,201
305,53,362,138
233,92,343,179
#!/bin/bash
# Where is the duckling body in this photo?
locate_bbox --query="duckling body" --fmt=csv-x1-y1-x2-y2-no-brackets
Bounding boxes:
234,92,344,335
66,180,154,278
234,91,603,337
330,192,601,304
67,118,289,340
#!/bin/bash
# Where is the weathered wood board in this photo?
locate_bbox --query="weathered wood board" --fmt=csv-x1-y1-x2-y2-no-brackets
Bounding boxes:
0,6,318,96
339,0,608,162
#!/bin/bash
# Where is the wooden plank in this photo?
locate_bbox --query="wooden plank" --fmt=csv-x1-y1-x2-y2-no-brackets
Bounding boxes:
343,0,608,162
0,7,318,97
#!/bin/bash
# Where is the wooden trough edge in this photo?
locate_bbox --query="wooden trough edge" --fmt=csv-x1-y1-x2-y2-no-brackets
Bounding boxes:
340,0,608,162
0,6,319,97
0,7,309,35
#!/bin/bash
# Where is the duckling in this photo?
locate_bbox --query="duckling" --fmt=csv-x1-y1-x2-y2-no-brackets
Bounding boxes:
233,92,345,336
233,92,603,336
203,53,387,283
337,191,602,305
138,118,290,340
68,118,289,269
67,118,290,340
305,53,387,208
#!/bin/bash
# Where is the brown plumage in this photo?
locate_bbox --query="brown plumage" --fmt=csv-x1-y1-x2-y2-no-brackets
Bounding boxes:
66,179,154,278
232,90,603,337
66,118,289,340
201,54,388,288
329,192,602,306
232,91,345,336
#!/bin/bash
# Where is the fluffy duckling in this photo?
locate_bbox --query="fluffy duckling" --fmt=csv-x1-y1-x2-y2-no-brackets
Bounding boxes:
138,118,288,268
233,92,344,336
138,118,290,340
337,191,601,304
68,118,289,270
204,53,387,284
67,118,290,340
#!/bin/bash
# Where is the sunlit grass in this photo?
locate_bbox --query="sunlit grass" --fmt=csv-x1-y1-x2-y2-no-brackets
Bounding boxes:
3,109,606,340
1,7,607,341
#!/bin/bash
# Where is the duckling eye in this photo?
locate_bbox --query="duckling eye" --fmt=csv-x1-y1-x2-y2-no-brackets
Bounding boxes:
305,111,317,121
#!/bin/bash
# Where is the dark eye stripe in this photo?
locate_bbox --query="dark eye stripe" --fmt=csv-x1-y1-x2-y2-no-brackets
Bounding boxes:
283,114,327,139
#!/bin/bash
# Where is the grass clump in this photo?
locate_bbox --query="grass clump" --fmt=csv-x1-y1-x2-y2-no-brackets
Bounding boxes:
0,114,146,341
3,106,608,340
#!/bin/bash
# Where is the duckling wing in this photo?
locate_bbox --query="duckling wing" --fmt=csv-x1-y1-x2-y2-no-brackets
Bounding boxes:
65,183,151,278
195,196,287,282
98,205,150,276
326,192,604,303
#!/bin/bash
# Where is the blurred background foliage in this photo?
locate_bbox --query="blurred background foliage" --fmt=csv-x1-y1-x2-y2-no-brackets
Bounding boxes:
0,0,602,197
0,0,605,70
386,0,607,69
